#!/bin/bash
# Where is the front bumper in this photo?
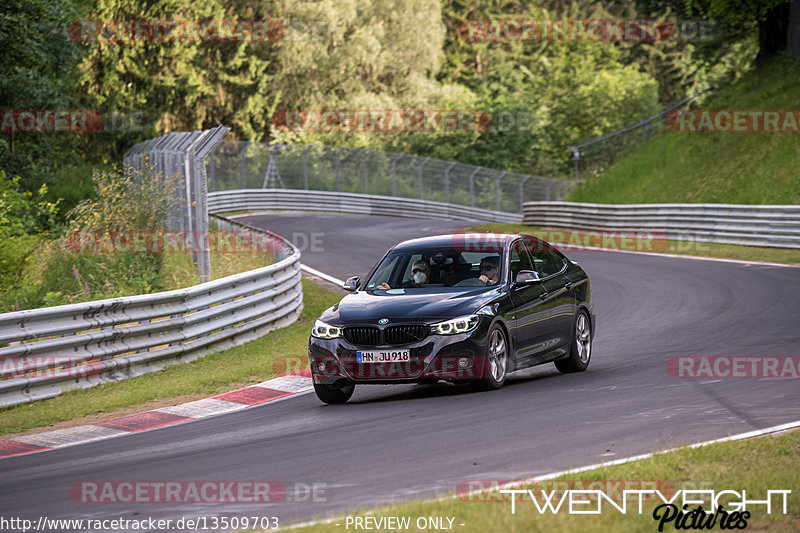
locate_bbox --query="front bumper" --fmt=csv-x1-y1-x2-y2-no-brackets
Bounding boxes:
308,321,493,385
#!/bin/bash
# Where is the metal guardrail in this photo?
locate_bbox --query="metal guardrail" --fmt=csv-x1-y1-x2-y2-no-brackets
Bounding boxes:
522,202,800,249
207,189,523,224
0,217,302,407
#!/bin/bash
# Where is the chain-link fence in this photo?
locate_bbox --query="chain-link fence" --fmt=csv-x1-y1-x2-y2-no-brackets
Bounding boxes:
208,142,570,213
567,86,715,179
123,125,230,282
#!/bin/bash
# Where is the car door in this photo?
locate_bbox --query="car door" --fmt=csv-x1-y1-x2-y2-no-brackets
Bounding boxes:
507,239,559,366
527,239,575,355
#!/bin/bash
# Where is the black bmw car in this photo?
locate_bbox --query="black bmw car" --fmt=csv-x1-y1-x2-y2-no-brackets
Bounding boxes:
308,233,595,404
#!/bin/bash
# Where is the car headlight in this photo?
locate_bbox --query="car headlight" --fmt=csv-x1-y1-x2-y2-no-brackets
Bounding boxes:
430,314,480,335
311,319,343,339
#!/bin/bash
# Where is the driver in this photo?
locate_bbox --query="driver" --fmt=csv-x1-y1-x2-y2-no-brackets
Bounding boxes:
478,256,500,285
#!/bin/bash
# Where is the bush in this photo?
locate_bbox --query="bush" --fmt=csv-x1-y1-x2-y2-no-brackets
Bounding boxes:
0,166,179,311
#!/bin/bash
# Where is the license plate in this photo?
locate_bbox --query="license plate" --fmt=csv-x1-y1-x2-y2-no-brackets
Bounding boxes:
356,350,410,363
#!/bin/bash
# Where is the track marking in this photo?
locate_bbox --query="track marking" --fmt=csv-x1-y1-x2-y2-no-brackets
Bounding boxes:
0,372,313,460
300,264,345,287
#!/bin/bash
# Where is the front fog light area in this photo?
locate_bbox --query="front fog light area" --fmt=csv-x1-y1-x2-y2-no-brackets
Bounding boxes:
311,320,343,339
430,315,480,335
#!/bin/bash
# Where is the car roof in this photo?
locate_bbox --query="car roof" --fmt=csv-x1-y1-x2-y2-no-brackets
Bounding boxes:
391,233,525,251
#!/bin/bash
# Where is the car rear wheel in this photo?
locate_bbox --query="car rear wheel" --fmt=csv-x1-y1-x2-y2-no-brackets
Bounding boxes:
478,325,508,390
555,310,592,373
313,381,355,404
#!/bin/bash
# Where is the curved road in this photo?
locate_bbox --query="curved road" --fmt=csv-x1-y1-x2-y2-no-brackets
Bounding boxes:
2,213,799,529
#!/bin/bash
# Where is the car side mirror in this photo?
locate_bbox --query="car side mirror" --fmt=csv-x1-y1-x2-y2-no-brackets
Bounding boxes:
513,270,540,287
343,276,360,291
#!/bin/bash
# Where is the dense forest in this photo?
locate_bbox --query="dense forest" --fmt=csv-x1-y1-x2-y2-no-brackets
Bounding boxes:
1,0,797,215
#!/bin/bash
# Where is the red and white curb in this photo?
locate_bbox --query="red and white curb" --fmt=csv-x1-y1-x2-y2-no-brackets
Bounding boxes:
0,370,313,460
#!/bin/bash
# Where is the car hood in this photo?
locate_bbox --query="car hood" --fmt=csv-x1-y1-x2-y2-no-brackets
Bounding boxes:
320,287,503,325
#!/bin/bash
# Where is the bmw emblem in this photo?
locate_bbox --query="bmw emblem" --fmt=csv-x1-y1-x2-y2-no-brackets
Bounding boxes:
378,318,389,325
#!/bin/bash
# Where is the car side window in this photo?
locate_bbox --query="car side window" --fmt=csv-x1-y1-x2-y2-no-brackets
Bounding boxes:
509,239,535,281
528,242,566,279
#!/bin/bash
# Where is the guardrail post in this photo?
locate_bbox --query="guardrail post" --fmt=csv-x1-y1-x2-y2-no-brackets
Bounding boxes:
468,167,480,208
417,157,429,199
391,154,403,197
444,162,456,204
362,150,373,194
303,146,312,190
495,171,507,212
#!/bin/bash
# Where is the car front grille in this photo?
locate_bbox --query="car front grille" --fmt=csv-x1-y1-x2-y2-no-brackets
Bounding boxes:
385,325,427,345
343,325,428,346
343,327,381,346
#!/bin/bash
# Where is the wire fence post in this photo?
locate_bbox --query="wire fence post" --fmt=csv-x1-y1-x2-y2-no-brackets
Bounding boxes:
335,148,345,192
495,171,507,212
302,146,312,190
568,146,581,180
239,142,250,188
391,153,403,197
444,162,456,204
208,150,215,192
519,175,530,211
417,157,429,199
123,125,230,285
548,179,558,201
468,167,480,208
362,150,373,194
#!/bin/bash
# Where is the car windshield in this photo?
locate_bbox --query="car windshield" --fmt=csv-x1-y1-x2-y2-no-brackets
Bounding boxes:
364,245,504,290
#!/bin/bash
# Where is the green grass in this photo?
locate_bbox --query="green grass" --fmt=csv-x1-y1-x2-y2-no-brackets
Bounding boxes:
569,53,800,205
160,251,273,290
0,279,339,436
472,223,800,265
284,428,800,532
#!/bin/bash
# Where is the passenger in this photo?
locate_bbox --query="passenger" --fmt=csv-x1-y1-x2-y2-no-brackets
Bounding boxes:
376,260,431,289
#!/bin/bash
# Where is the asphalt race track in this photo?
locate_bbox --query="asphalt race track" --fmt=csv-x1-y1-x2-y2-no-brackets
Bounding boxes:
2,213,799,529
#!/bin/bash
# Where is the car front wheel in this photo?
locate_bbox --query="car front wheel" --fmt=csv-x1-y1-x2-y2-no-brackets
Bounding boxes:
555,310,592,373
313,381,355,404
478,324,508,390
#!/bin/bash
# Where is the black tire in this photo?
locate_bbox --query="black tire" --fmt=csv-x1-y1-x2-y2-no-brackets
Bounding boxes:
313,381,355,404
555,310,592,373
477,324,509,390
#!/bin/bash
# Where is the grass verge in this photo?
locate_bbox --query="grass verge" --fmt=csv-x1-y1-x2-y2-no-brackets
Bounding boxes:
285,428,800,532
160,251,273,290
567,54,800,205
0,278,339,437
472,223,800,265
